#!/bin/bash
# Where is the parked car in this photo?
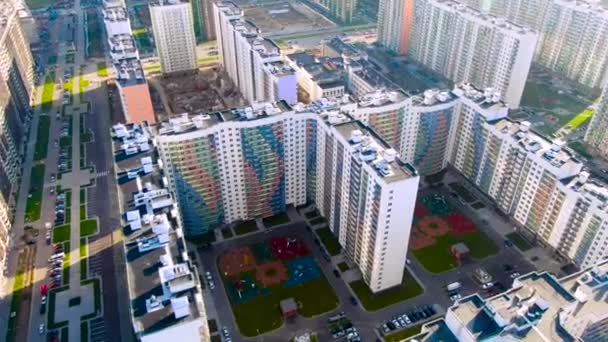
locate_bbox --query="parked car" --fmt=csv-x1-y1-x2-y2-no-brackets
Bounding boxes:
333,269,340,277
38,323,45,334
349,296,358,306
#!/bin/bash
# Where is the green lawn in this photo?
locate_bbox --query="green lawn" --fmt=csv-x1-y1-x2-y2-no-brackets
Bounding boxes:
262,213,290,227
80,238,88,280
506,232,533,252
80,219,97,237
25,164,45,222
337,262,349,272
41,72,56,113
80,188,86,203
133,29,153,54
221,228,233,239
69,297,81,307
52,224,70,243
449,183,476,203
234,220,258,236
565,108,593,129
315,227,341,256
350,269,423,311
85,10,104,57
413,231,498,274
309,217,326,225
384,324,423,342
80,205,86,220
5,252,27,342
34,115,51,161
229,275,338,336
197,56,219,64
97,62,108,77
80,321,89,342
63,241,70,285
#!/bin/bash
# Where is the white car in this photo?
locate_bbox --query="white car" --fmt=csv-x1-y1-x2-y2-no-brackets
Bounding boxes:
510,272,520,279
205,271,212,280
208,281,215,290
38,323,45,334
450,294,462,302
481,282,493,289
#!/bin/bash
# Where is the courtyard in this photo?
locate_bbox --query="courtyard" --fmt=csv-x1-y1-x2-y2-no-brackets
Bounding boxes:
216,235,338,336
410,193,498,273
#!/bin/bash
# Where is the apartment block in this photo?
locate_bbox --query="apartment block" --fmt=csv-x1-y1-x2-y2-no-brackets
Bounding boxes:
377,0,414,54
411,260,608,341
150,0,198,74
305,0,357,25
112,123,210,341
214,2,296,105
464,0,550,31
155,99,419,292
409,0,537,108
584,84,608,159
536,0,608,89
103,0,156,124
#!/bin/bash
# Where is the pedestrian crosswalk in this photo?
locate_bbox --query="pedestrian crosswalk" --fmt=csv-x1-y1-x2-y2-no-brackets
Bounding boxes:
88,317,109,342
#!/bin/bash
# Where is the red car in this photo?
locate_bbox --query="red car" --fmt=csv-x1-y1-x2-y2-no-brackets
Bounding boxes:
40,284,48,296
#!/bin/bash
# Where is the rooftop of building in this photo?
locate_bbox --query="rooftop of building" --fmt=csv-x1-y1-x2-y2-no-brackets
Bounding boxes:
332,120,417,182
324,36,361,58
416,260,608,342
563,171,608,211
103,5,128,22
287,52,346,84
492,119,581,173
554,0,608,13
111,122,206,337
215,1,242,17
351,59,408,95
109,34,137,55
114,58,146,87
265,61,295,76
157,101,294,136
411,88,459,107
150,0,190,7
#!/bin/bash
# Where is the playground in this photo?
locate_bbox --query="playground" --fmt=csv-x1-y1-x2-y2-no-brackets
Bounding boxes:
410,194,498,273
217,235,338,336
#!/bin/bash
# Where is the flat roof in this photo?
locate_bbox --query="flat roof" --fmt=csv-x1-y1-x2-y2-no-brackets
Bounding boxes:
332,120,416,182
0,1,16,42
112,123,206,337
114,58,146,87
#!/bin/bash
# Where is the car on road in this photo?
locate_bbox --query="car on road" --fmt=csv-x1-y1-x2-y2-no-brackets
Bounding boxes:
39,323,45,334
450,293,462,302
221,327,230,338
204,271,212,280
333,269,340,277
208,281,215,290
481,282,494,289
349,296,357,306
503,264,513,272
40,301,47,314
510,272,520,279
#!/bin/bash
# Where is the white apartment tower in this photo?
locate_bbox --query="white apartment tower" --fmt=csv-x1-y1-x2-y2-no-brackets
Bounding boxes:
585,83,608,159
536,0,608,89
213,2,297,105
409,0,537,108
464,0,550,31
149,0,197,74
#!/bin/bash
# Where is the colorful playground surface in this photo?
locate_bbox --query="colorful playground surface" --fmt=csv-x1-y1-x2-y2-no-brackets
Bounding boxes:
410,193,498,273
216,235,338,336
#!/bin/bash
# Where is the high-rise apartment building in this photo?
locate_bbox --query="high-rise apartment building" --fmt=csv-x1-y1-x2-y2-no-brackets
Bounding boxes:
214,2,297,105
465,0,550,31
585,84,608,159
149,0,197,74
377,0,414,54
306,0,357,25
103,0,156,124
535,0,608,89
0,0,34,290
408,0,537,108
195,0,215,41
155,100,420,292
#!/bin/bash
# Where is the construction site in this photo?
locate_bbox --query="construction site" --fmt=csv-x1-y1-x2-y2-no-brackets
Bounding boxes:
148,68,246,121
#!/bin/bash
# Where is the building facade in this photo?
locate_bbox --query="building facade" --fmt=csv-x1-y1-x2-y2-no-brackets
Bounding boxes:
149,0,198,74
377,0,414,54
585,84,608,159
535,0,608,89
408,0,537,108
305,0,357,25
214,2,296,105
156,100,420,292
